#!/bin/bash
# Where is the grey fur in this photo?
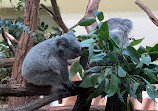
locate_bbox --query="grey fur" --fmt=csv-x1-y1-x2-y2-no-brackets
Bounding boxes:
22,31,82,86
98,18,133,46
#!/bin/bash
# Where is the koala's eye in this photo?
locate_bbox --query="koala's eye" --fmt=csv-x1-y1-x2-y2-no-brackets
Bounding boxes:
74,48,78,53
63,43,68,48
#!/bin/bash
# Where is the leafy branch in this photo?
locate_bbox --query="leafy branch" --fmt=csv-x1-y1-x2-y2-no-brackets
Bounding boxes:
70,12,158,105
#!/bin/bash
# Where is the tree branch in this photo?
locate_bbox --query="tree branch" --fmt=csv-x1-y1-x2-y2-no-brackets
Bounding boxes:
6,91,70,111
41,2,69,33
5,32,19,45
0,84,52,97
69,17,85,30
85,0,101,33
135,0,158,27
50,0,69,33
0,81,90,111
1,28,15,56
0,58,14,68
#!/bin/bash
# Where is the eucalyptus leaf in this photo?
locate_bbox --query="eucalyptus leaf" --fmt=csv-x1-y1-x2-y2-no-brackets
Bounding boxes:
90,73,100,85
89,58,105,65
137,46,145,55
44,25,48,30
92,53,106,59
126,46,140,64
143,68,157,81
141,53,151,66
129,38,144,46
84,66,104,74
78,17,96,26
107,74,119,97
96,11,104,21
80,38,95,47
118,66,126,77
89,43,94,60
103,78,110,93
117,90,124,103
104,67,111,77
110,36,121,48
69,62,82,79
79,55,88,70
79,76,93,88
146,46,152,52
90,79,105,98
136,53,151,68
109,51,118,62
41,22,44,28
141,77,155,101
148,44,158,61
132,82,139,96
99,21,109,37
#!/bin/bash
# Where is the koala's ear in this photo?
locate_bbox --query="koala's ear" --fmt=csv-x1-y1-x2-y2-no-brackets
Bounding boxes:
121,19,133,32
66,31,75,37
56,37,68,48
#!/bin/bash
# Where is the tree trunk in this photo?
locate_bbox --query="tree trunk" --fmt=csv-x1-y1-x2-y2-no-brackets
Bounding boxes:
72,88,93,111
8,0,40,108
105,92,128,111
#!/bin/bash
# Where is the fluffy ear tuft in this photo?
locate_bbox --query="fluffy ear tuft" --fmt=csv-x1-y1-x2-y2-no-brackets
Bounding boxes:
66,31,75,37
121,19,133,32
56,37,68,48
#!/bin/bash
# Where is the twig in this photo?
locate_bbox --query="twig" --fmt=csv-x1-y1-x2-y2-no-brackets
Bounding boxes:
0,58,14,68
69,17,85,30
41,2,69,33
1,28,15,56
40,3,56,19
135,0,158,27
5,32,19,45
50,0,69,33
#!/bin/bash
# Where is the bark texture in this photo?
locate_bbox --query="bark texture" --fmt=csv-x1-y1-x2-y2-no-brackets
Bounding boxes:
105,93,128,111
8,0,40,108
135,0,158,27
85,0,101,33
0,58,14,68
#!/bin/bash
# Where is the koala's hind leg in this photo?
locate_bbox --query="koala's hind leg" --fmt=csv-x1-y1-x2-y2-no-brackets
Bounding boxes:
27,71,61,86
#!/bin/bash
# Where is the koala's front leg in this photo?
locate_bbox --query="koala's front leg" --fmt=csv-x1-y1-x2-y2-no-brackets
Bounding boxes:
60,67,76,93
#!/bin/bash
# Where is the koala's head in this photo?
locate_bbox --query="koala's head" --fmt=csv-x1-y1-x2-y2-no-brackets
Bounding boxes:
56,31,82,60
108,18,133,33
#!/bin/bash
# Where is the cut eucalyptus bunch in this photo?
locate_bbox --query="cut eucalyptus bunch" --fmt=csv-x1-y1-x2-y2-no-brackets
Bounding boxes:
70,11,158,104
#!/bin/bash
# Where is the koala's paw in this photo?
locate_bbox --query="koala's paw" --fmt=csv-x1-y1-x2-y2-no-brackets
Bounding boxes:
61,81,76,93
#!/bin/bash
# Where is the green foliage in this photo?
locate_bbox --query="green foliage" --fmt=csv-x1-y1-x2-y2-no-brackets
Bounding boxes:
10,0,25,12
69,61,82,79
78,17,96,26
129,38,144,46
70,11,158,104
93,11,104,22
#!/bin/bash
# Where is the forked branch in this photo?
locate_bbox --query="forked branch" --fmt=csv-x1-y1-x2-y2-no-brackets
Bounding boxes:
135,0,158,27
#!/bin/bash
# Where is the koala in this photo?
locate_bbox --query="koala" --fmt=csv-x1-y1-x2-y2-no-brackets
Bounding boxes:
22,31,82,89
98,18,133,46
